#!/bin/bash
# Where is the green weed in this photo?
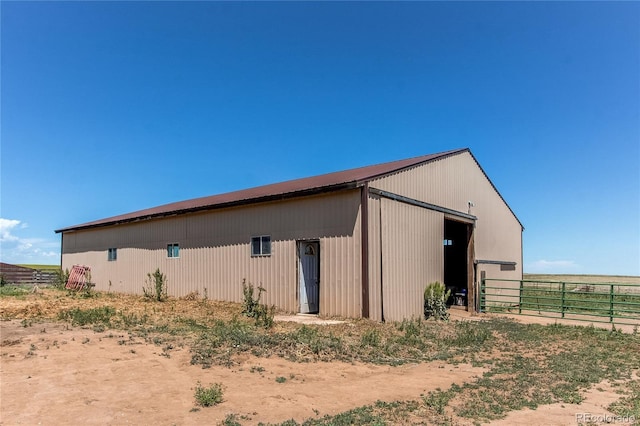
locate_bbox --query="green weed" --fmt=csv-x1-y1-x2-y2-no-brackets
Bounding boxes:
143,268,167,301
451,321,493,347
242,279,264,317
222,414,243,426
0,285,30,297
442,320,640,422
241,279,275,328
54,268,69,289
264,400,421,425
360,329,381,347
423,384,460,415
115,311,148,327
609,380,640,419
424,281,451,321
294,325,345,357
58,306,116,326
193,381,224,407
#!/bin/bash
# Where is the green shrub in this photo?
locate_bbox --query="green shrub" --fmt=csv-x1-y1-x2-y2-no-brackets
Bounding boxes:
143,268,167,301
194,381,224,407
424,281,451,321
241,279,275,328
241,279,264,317
54,268,70,289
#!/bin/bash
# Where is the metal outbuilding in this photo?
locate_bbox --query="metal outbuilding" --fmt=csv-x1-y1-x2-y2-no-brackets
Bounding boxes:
56,148,523,321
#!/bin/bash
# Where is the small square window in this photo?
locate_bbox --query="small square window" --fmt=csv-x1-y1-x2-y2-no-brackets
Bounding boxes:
251,237,261,256
251,236,271,256
443,239,453,246
108,248,117,261
167,243,180,258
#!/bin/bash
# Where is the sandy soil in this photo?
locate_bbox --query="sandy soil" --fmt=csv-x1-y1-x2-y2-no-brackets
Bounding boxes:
1,286,636,426
1,320,485,425
2,319,633,426
491,377,636,426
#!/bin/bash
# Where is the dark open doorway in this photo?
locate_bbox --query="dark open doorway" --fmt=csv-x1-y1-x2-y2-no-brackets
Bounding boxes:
444,219,470,307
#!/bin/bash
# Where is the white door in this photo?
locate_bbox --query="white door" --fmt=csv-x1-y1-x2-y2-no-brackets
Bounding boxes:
299,242,319,314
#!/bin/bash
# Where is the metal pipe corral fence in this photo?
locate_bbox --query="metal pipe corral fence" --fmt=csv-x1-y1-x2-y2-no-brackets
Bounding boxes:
480,278,640,326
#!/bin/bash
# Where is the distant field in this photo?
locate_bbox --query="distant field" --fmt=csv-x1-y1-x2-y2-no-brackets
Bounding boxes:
16,264,60,271
524,273,640,285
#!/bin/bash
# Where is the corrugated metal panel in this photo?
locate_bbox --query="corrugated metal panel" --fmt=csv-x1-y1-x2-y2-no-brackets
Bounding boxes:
367,194,382,321
380,198,443,322
371,151,522,282
321,232,361,318
62,190,362,317
478,263,521,302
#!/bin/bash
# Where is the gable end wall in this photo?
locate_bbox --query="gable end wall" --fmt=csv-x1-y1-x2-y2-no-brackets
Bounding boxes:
368,151,522,316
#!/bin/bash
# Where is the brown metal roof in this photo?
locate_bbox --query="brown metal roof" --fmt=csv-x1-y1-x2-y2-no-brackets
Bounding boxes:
55,148,467,233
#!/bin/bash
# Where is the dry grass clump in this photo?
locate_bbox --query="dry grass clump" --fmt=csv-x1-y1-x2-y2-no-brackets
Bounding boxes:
181,291,200,301
0,287,242,324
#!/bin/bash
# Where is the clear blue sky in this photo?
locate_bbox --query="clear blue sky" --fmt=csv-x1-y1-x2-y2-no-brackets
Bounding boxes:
1,1,638,275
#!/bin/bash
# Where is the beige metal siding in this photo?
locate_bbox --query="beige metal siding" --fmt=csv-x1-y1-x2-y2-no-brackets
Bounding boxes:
380,198,443,321
478,264,520,306
371,151,522,282
321,233,361,317
367,194,382,321
62,190,362,318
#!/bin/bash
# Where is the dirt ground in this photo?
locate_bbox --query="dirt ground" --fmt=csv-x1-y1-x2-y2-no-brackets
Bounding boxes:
1,319,485,425
1,289,637,425
0,318,632,426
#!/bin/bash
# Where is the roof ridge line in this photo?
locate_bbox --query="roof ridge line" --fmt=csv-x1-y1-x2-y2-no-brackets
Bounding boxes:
55,148,469,233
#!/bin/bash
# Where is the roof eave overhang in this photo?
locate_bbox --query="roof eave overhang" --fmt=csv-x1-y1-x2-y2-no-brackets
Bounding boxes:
55,181,362,234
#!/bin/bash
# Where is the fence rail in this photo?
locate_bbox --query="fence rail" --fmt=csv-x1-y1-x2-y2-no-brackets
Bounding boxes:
0,269,58,287
480,278,640,325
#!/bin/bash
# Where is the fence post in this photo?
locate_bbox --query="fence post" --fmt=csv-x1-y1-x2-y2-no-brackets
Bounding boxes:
609,284,614,323
561,282,566,318
480,278,485,312
519,280,523,314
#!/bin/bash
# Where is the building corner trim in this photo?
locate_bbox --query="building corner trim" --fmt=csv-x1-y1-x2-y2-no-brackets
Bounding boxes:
361,184,370,318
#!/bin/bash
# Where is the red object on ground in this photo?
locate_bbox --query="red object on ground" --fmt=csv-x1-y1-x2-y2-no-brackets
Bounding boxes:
65,265,91,291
